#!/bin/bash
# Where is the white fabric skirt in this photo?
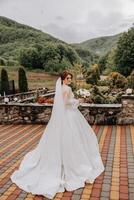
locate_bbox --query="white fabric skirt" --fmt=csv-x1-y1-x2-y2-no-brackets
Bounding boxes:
10,107,104,199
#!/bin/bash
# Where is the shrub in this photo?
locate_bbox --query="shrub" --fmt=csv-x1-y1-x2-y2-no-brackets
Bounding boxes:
107,72,128,88
0,57,7,66
127,70,134,89
97,79,109,86
18,67,28,92
6,59,19,66
93,95,104,103
0,68,10,95
86,64,100,85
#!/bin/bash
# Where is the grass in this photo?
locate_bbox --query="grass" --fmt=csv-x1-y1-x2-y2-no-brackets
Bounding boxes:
0,66,110,92
0,66,58,90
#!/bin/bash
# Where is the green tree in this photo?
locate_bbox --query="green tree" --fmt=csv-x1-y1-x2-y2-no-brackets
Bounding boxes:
74,47,97,65
19,47,42,69
0,57,7,66
66,46,79,66
57,43,68,63
0,68,10,95
127,70,134,89
86,64,100,85
98,53,108,73
114,28,134,76
41,44,60,66
69,64,85,89
18,67,28,92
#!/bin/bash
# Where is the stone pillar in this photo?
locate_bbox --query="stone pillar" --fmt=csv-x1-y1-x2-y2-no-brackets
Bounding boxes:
117,95,134,124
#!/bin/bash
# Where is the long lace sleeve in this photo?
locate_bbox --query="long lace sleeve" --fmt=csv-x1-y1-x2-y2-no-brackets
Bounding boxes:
62,86,80,109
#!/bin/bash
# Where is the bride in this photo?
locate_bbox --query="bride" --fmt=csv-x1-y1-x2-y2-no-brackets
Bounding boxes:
10,70,104,199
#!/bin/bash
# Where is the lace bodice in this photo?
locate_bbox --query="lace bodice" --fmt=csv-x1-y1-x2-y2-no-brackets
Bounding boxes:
62,84,80,109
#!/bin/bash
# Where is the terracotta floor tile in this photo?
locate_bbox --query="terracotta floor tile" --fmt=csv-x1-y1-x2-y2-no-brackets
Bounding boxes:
0,125,134,200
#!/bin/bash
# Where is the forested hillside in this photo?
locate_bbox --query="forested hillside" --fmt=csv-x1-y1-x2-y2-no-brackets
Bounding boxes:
73,34,122,56
0,16,97,72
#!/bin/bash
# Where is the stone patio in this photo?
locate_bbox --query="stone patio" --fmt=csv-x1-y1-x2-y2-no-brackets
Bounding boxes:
0,125,134,200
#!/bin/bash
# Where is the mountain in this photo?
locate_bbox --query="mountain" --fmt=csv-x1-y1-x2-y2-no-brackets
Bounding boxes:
71,45,99,67
0,17,76,68
73,33,122,56
0,16,122,70
0,16,63,44
0,16,61,63
0,16,98,69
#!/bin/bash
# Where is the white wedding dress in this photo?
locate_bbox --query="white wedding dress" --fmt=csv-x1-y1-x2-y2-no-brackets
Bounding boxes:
10,77,104,199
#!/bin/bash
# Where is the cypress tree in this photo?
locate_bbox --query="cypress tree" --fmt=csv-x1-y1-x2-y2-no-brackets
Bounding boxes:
18,67,28,92
0,68,10,96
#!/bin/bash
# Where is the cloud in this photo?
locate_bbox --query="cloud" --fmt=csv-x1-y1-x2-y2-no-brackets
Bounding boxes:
44,23,85,43
0,0,134,42
55,16,65,21
44,10,133,43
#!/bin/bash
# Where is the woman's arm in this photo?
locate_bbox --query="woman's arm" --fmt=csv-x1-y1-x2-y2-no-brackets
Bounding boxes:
62,87,80,108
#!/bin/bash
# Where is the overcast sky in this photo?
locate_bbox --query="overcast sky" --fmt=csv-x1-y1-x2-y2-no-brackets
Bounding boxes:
0,0,134,43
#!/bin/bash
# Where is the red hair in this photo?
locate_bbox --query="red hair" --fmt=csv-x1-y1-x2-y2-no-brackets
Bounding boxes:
60,70,73,84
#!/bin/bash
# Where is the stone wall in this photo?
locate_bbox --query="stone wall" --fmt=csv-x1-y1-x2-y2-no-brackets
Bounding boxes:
0,95,133,125
79,104,122,124
117,95,134,124
0,103,121,125
0,103,52,124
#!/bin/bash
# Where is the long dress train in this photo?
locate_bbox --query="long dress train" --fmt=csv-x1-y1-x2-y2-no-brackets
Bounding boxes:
10,79,104,199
